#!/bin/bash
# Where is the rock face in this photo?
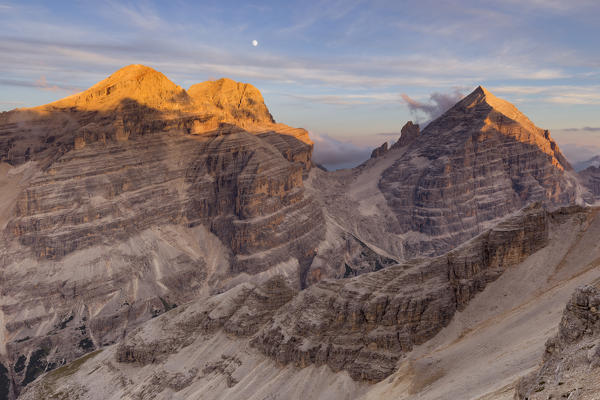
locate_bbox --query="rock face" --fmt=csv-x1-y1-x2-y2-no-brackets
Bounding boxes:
187,78,275,126
0,77,591,399
21,204,596,400
252,204,549,381
515,284,600,400
306,86,581,279
380,87,575,251
390,121,419,149
370,142,388,159
32,204,550,384
0,65,324,397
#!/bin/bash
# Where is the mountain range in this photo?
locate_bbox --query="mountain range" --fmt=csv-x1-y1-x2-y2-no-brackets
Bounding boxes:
574,155,600,172
0,65,598,400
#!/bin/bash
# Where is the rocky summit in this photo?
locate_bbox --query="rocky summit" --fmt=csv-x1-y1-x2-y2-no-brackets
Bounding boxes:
303,85,583,283
0,65,323,398
0,66,598,400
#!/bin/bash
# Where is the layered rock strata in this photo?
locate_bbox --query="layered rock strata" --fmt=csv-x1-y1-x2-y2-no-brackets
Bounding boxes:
58,205,550,385
17,205,600,400
380,87,575,252
515,284,600,400
0,65,323,397
253,204,550,381
307,86,580,277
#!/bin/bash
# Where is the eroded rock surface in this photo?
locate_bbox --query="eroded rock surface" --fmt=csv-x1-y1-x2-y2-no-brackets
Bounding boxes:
106,205,550,384
1,78,592,399
390,121,419,149
306,86,581,279
21,205,598,400
0,65,323,397
515,284,600,400
253,204,550,381
380,87,576,252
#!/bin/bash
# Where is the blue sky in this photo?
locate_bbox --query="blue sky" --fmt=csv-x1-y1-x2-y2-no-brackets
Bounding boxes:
1,0,599,168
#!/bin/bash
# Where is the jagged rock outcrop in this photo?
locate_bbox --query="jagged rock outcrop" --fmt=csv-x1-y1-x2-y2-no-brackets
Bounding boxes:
390,121,419,149
515,284,600,400
0,65,324,397
370,143,388,159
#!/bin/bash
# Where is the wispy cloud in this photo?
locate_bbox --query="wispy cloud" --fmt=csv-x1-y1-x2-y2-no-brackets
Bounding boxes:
284,92,401,106
0,77,81,93
548,93,600,105
0,100,23,107
501,0,598,13
491,85,600,105
562,127,600,132
401,90,464,121
279,0,364,34
375,132,401,137
106,1,163,30
0,0,599,139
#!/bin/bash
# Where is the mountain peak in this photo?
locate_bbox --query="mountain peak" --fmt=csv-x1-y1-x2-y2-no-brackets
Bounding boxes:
421,85,572,172
108,64,160,78
461,85,509,108
188,77,275,124
438,85,543,137
41,64,189,112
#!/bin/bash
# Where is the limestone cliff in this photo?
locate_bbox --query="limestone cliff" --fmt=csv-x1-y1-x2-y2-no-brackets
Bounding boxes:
0,77,591,400
305,86,582,284
252,204,550,381
19,204,600,400
0,65,323,397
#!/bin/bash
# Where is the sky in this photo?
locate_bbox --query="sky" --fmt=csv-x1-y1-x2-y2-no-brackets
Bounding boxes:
0,0,599,169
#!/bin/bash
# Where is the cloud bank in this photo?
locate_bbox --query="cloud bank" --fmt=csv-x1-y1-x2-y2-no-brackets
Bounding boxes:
310,132,373,170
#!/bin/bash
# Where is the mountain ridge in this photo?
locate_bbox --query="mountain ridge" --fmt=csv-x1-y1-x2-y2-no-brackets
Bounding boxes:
0,69,594,400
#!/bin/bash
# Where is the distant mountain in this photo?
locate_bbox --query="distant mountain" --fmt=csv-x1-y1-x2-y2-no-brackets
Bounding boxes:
579,164,600,199
574,154,600,171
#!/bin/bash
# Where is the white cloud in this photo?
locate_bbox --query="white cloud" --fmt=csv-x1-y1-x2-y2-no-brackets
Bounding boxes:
401,90,465,121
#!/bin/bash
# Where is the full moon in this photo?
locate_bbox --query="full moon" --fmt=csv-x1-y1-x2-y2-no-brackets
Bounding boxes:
252,40,258,47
